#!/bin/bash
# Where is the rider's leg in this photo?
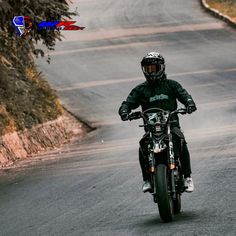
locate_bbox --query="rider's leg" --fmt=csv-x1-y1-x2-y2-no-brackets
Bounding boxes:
181,141,194,192
172,129,194,192
139,147,151,192
139,147,150,181
172,128,192,178
181,141,192,178
139,136,152,192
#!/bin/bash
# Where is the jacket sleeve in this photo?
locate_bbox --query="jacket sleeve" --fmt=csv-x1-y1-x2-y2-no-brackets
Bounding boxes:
118,86,142,115
171,80,195,106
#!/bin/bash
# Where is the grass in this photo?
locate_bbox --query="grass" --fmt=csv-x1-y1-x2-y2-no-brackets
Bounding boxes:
206,0,236,20
0,62,63,136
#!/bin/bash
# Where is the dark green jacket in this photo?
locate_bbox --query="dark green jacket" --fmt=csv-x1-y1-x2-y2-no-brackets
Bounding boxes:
119,77,195,127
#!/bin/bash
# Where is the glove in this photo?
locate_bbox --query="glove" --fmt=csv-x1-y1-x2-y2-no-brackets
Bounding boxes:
186,100,197,114
120,112,129,121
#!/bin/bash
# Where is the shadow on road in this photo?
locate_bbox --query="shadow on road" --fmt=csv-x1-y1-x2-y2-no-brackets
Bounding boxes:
139,210,199,226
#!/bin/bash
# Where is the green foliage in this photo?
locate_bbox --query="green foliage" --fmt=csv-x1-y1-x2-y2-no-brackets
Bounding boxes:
0,0,74,135
0,63,64,135
0,0,77,69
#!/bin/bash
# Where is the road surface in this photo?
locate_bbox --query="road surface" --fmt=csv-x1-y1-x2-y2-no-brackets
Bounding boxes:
0,0,236,235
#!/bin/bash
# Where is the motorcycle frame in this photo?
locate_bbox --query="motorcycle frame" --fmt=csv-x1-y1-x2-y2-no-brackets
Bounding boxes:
128,108,187,201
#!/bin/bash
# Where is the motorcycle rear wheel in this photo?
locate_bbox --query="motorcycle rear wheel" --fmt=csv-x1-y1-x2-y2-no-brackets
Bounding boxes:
155,164,174,222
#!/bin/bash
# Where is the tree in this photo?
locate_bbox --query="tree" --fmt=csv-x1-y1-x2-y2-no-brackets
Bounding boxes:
0,0,76,135
0,0,77,71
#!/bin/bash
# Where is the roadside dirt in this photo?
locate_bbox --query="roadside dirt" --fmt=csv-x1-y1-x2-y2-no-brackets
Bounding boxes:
206,0,236,22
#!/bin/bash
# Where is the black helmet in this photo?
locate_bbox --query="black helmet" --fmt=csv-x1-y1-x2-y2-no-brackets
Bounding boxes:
141,52,165,83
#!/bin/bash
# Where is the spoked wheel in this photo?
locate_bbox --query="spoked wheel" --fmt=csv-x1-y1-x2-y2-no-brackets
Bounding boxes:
173,193,181,214
155,164,174,222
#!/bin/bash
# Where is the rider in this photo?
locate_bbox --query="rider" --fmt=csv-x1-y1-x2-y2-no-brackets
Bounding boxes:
118,52,196,193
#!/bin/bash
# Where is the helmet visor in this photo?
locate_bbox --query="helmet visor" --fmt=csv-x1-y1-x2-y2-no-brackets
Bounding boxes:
143,64,162,74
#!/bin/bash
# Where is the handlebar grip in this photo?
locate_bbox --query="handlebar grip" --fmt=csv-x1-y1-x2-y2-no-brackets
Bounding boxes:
128,111,142,120
178,108,187,115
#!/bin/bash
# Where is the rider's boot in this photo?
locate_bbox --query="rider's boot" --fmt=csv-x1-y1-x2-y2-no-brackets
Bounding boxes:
184,177,194,192
142,181,152,193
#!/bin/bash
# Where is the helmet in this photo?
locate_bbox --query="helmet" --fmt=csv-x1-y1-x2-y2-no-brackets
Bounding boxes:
141,52,165,83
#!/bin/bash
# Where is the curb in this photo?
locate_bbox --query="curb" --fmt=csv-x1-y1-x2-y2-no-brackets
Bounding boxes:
0,111,88,168
200,0,236,29
62,105,95,131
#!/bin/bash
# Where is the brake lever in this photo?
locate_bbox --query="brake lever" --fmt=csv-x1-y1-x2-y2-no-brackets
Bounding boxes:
178,109,187,115
139,124,147,127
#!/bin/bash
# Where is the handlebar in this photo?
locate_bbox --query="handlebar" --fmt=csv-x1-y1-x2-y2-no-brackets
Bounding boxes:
170,108,187,115
128,108,187,121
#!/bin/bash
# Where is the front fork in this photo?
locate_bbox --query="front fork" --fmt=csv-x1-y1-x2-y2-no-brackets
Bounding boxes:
147,133,157,200
148,128,177,202
168,124,177,200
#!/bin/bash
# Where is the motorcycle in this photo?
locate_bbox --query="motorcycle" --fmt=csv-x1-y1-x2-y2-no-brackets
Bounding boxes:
128,108,187,222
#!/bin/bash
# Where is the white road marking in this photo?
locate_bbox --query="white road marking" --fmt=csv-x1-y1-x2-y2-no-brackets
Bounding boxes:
47,22,224,56
56,67,236,91
57,22,223,43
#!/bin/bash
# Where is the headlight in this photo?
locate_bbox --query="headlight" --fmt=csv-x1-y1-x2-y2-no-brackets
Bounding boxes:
153,142,167,153
155,124,161,132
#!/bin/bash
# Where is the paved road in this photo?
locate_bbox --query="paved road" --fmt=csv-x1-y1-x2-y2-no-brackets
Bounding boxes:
0,0,236,235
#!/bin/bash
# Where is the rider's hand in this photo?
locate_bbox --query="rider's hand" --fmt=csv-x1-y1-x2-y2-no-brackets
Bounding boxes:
186,100,197,114
120,112,129,121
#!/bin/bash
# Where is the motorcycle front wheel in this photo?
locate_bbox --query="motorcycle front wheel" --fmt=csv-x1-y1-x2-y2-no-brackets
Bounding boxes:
173,193,181,214
155,164,174,222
